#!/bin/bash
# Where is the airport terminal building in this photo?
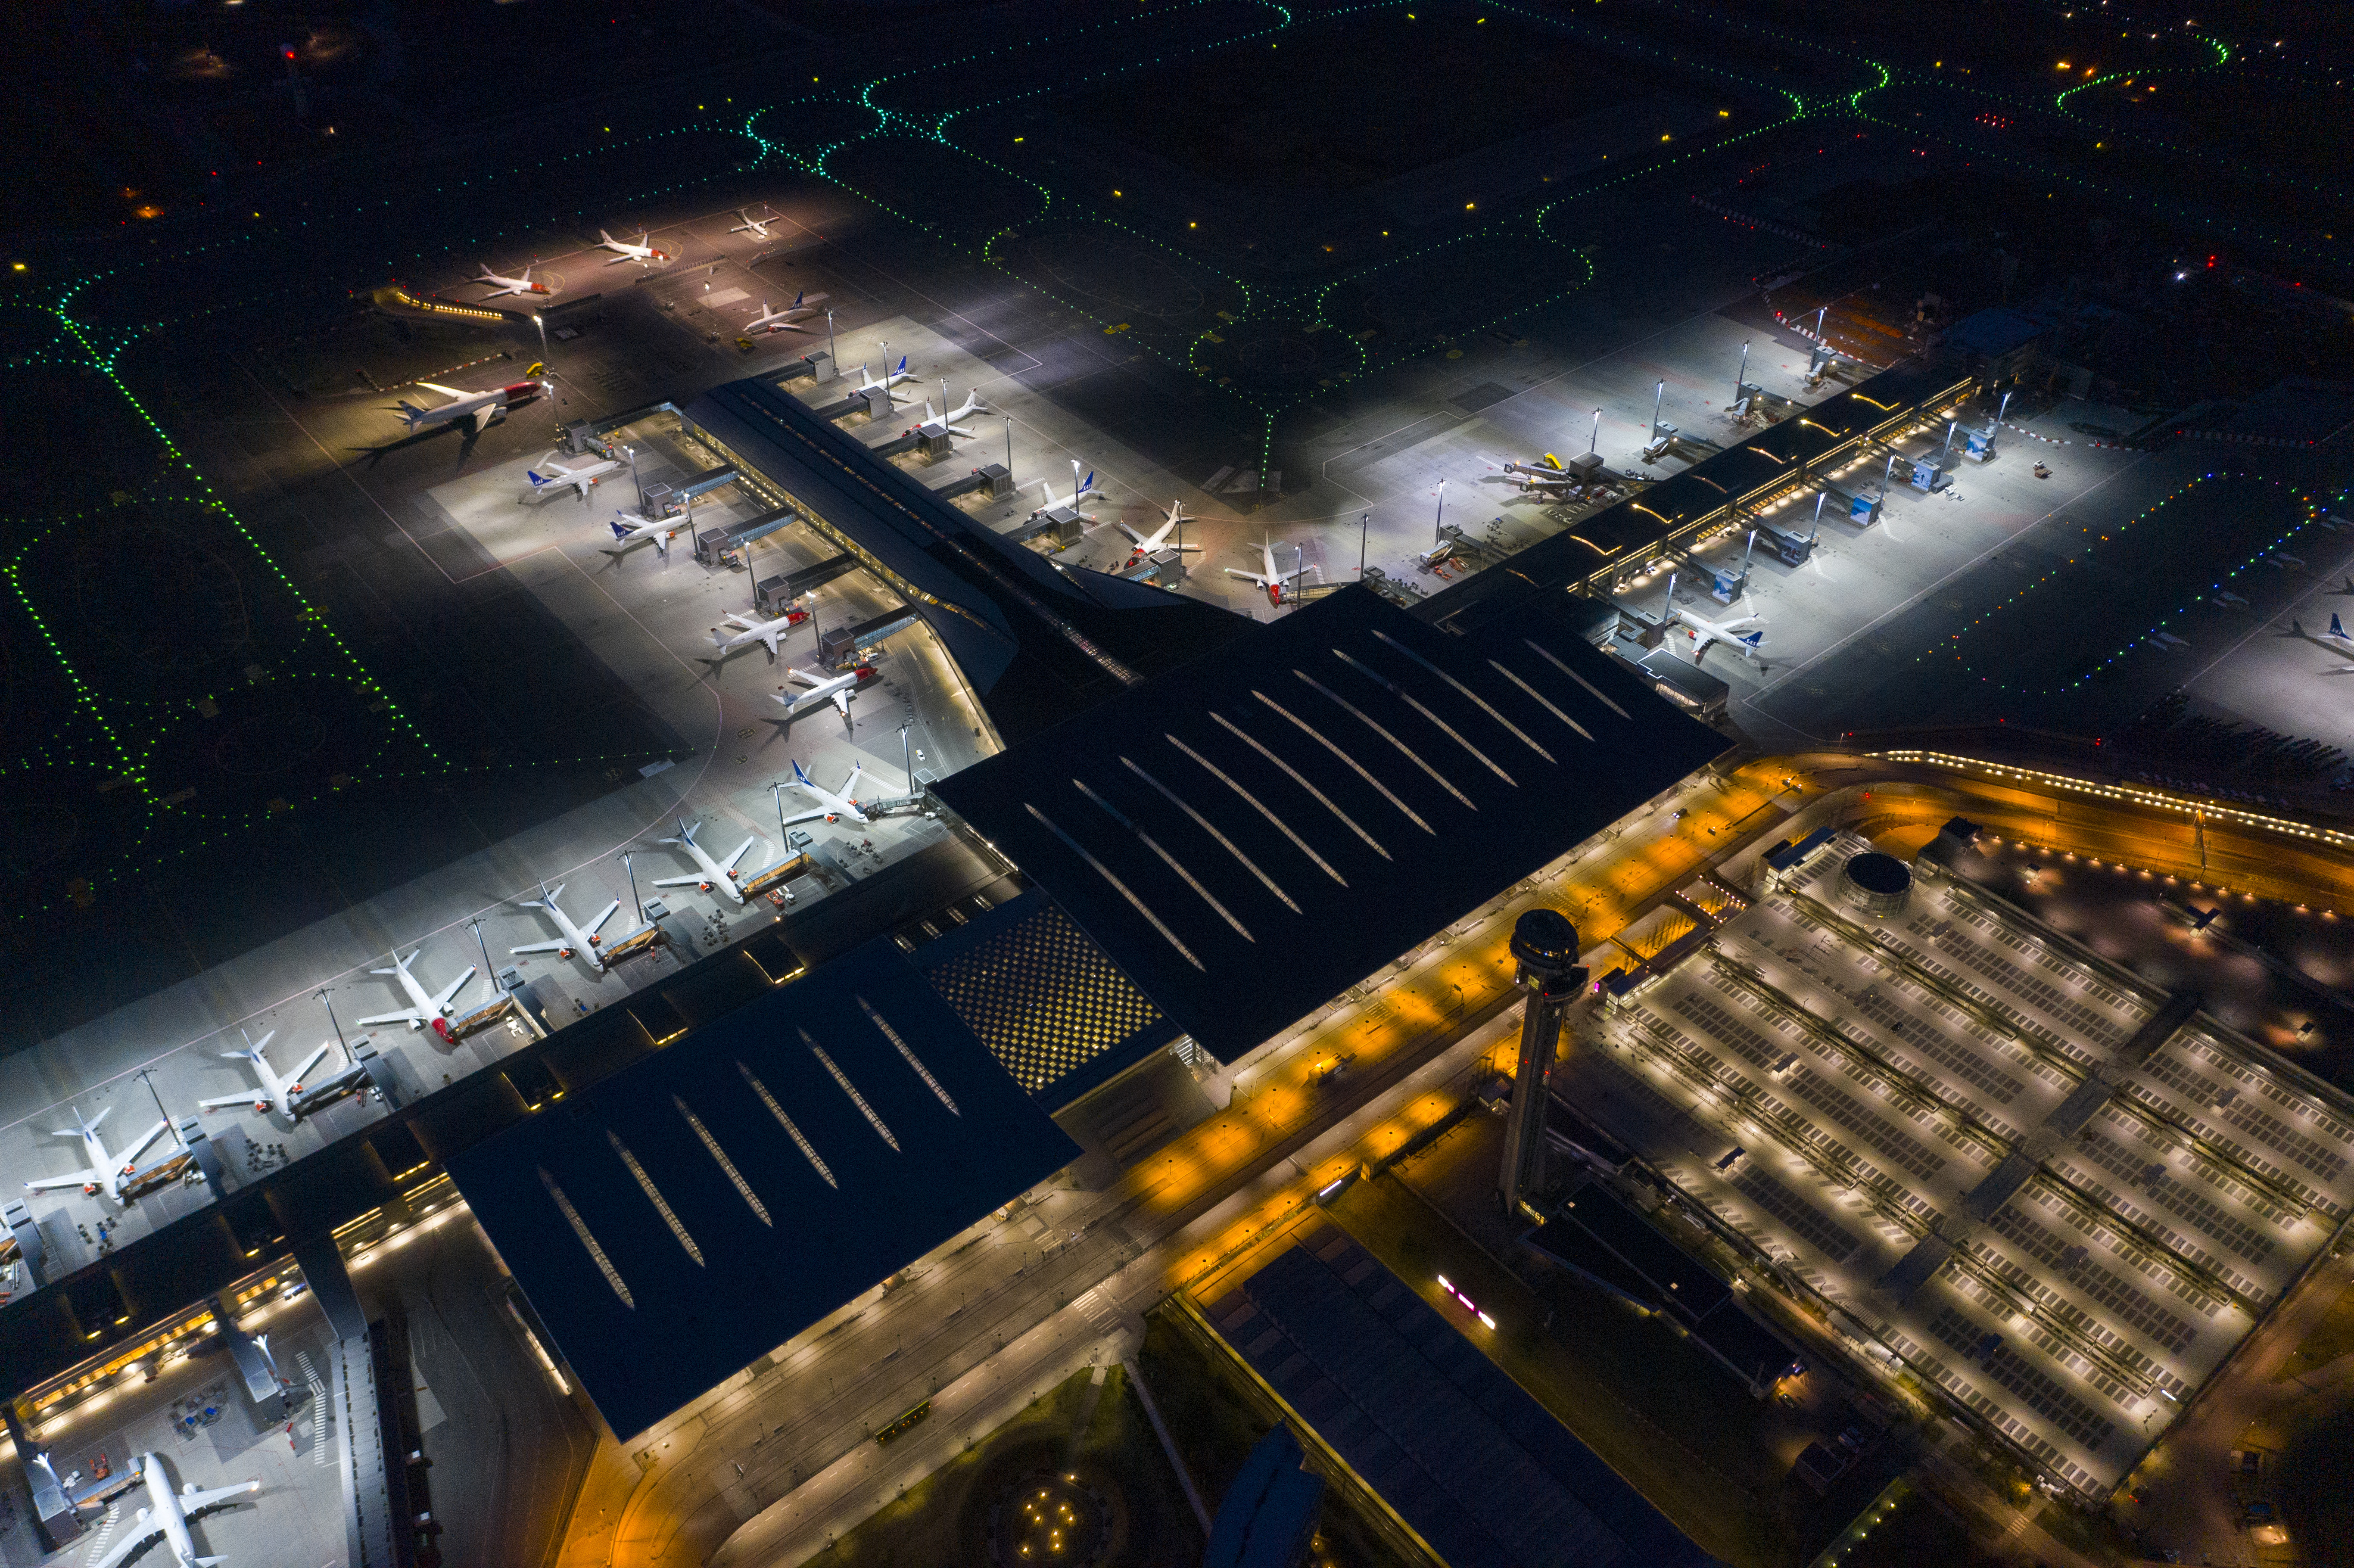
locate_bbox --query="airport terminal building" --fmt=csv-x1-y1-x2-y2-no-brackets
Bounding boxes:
7,342,2345,1554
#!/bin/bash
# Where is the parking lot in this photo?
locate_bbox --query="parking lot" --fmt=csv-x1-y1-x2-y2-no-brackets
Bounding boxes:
1567,833,2354,1495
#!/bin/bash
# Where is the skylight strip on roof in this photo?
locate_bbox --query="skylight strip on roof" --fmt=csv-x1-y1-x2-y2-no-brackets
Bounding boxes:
540,1167,634,1307
1487,660,1594,742
607,1130,704,1266
1523,639,1632,720
673,1094,772,1226
1122,757,1304,913
803,1032,902,1150
1073,778,1255,942
738,1061,838,1188
1252,691,1433,834
856,996,960,1116
1023,801,1207,970
1292,670,1476,812
1210,712,1391,862
1331,649,1516,787
1370,629,1555,763
1164,736,1348,888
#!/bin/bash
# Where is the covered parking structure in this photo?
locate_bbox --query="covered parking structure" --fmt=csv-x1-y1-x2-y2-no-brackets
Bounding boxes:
1557,834,2354,1496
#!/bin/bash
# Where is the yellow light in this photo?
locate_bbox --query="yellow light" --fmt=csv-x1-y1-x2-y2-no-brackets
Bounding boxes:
1190,221,1197,227
1466,202,1475,209
1113,190,1121,196
1661,133,1672,141
1719,109,1730,116
2057,59,2070,67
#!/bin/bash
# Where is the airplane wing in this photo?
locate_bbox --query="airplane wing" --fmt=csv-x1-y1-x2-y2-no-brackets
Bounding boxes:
90,1516,168,1568
786,667,820,689
291,1041,335,1083
511,940,569,955
354,1008,421,1028
777,802,832,828
1115,522,1145,544
1691,634,1718,660
414,383,465,399
648,873,706,888
760,627,787,656
722,836,757,871
829,688,853,716
199,1092,260,1111
123,1119,172,1165
182,1479,260,1512
23,1168,100,1193
604,251,638,265
1223,568,1266,583
430,967,477,1012
587,900,622,933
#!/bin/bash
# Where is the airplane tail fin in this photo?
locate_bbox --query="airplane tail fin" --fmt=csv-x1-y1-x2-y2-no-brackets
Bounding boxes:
611,520,632,540
2335,613,2348,639
527,470,552,488
894,355,907,375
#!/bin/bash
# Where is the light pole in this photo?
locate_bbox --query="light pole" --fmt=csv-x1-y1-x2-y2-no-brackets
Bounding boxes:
1588,407,1602,457
1434,479,1446,544
1359,511,1370,579
1003,416,1013,476
466,916,498,987
767,786,800,901
619,852,642,924
317,986,350,1060
825,308,837,368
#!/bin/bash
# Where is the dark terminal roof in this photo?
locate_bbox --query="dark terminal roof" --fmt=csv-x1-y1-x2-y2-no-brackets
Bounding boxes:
446,936,1077,1439
931,587,1728,1062
1204,1222,1724,1568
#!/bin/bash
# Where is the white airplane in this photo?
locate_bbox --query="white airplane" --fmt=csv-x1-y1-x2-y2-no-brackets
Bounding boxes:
708,606,810,660
745,291,830,334
25,1106,176,1207
526,450,626,503
2212,589,2250,607
1115,499,1205,567
771,663,879,722
778,759,869,826
1226,535,1314,608
731,207,778,238
1669,594,1766,663
607,507,685,552
653,820,760,905
920,389,991,434
473,263,548,299
356,949,476,1032
853,355,917,403
511,882,622,974
387,374,545,434
599,228,672,264
199,1031,333,1121
1482,453,1583,494
1032,463,1098,515
90,1452,258,1568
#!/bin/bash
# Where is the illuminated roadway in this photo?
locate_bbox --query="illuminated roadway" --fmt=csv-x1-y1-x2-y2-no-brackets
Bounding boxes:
548,750,2354,1567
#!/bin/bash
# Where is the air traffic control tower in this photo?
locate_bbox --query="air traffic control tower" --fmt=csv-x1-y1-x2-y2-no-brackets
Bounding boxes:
1499,908,1585,1218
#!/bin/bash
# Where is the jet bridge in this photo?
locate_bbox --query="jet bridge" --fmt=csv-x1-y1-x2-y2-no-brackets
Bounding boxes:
1638,380,1728,466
